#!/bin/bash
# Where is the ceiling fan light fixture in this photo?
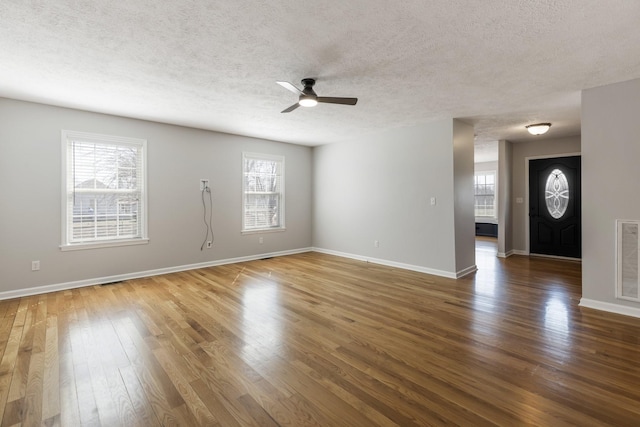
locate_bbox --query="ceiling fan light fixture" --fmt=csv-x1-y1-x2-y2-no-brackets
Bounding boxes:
277,78,357,113
299,97,318,107
526,123,551,135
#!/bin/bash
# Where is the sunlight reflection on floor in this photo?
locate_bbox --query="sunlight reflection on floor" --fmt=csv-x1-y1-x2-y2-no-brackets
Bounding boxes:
474,237,499,298
471,237,574,361
241,281,283,361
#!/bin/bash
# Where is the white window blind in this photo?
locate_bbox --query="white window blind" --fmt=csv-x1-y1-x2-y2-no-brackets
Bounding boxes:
242,152,285,232
474,171,496,218
61,130,148,249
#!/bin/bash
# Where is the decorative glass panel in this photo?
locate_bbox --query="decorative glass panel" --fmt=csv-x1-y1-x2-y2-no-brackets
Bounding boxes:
545,168,569,219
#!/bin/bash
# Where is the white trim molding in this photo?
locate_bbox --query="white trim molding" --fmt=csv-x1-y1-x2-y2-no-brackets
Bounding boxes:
456,264,478,278
529,253,582,262
241,152,285,233
60,238,149,251
2,247,481,302
0,247,312,301
61,129,149,251
579,298,640,319
313,247,473,279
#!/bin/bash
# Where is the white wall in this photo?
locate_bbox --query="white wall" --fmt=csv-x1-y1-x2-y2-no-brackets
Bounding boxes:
453,120,476,273
0,98,312,296
497,140,513,256
510,136,581,253
474,160,498,172
312,119,475,278
581,78,640,316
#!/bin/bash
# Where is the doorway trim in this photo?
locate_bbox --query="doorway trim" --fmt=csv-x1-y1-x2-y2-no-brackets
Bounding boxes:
524,152,581,257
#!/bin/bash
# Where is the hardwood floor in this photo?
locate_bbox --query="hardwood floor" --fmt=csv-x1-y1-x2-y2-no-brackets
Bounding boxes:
1,246,639,426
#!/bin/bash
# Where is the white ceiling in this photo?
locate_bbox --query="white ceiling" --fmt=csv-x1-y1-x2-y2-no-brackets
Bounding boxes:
2,1,639,152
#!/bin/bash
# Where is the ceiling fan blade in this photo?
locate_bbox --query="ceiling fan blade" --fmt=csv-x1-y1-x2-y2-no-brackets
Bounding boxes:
317,97,358,105
281,103,300,113
276,81,303,95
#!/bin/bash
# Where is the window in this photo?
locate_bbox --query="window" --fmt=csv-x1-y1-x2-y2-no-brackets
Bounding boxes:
242,152,284,232
545,168,569,219
61,130,148,250
474,171,496,217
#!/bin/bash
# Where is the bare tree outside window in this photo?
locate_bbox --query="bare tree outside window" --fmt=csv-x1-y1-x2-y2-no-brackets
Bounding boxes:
474,171,496,218
242,153,284,231
62,130,147,248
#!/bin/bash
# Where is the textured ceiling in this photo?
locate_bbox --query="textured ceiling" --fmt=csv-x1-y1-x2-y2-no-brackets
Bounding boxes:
2,1,639,155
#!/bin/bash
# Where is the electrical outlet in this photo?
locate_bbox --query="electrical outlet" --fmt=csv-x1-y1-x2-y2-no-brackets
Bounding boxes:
200,179,209,191
374,240,379,248
430,197,437,206
259,237,264,244
206,241,212,248
31,260,40,271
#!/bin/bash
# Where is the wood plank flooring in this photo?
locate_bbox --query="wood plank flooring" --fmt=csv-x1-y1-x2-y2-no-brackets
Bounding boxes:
1,243,640,426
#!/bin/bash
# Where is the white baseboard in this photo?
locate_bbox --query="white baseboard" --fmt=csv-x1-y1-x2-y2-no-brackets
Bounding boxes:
456,264,478,278
530,253,582,262
312,247,463,279
0,246,482,301
498,250,581,261
0,247,313,301
579,298,640,319
497,250,515,258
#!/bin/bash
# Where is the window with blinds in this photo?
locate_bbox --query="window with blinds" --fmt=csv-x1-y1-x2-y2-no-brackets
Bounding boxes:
61,130,148,250
242,152,285,232
474,171,496,218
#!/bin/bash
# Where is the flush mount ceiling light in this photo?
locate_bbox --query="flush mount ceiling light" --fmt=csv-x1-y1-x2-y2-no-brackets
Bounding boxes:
526,123,551,135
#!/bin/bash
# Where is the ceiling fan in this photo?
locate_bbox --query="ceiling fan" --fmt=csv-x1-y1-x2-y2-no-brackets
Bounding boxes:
276,78,358,113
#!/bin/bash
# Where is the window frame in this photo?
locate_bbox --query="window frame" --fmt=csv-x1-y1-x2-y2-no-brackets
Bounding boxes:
241,152,285,234
60,130,149,251
474,170,497,219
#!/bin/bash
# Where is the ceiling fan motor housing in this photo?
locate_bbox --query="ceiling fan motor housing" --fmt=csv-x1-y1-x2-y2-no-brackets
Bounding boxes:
301,78,316,89
298,79,318,107
300,78,318,101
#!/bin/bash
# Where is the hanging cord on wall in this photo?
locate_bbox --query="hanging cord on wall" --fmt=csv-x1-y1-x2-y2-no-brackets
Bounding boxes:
200,184,214,250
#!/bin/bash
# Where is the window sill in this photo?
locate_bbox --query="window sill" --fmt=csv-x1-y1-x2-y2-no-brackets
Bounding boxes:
241,227,286,235
475,217,498,224
60,238,149,252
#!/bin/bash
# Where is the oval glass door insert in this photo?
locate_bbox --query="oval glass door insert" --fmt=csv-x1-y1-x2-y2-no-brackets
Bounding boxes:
545,168,569,219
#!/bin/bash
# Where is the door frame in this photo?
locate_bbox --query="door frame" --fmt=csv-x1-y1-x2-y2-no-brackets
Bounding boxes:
524,152,581,258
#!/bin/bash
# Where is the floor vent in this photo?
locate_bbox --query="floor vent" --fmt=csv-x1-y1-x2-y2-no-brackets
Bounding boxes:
100,281,123,286
617,220,640,301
